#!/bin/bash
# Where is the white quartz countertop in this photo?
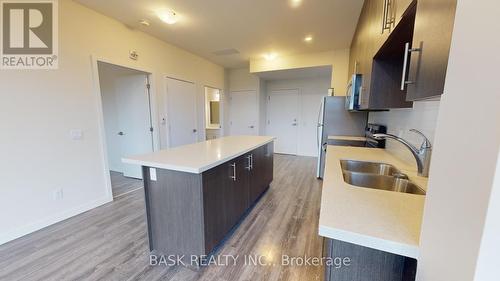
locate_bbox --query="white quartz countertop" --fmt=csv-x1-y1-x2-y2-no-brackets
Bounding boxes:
328,135,367,142
122,136,275,174
318,146,427,259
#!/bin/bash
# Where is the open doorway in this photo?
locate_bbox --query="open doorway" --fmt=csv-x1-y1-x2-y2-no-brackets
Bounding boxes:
97,61,154,198
258,65,332,156
205,86,222,140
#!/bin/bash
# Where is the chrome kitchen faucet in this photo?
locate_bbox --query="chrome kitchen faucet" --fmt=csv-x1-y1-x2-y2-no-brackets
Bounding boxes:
373,129,432,177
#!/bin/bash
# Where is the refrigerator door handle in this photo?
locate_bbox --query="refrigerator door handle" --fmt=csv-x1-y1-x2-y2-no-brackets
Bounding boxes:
316,98,325,149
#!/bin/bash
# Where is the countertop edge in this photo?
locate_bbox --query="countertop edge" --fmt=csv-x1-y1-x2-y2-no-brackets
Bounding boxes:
122,138,275,174
318,226,419,259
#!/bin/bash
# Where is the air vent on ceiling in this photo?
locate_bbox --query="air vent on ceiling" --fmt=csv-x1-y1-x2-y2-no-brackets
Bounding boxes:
212,48,240,56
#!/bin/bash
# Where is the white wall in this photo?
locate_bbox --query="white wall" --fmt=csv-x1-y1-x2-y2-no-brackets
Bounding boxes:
250,49,350,95
368,100,440,166
0,0,224,245
474,151,500,281
266,77,330,157
416,0,500,279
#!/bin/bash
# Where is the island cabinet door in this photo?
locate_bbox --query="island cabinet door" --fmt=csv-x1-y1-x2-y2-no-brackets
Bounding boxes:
202,164,228,254
224,155,250,231
249,144,273,203
263,142,274,188
248,147,263,203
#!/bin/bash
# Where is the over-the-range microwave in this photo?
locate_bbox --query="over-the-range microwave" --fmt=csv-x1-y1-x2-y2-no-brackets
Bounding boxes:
345,74,363,111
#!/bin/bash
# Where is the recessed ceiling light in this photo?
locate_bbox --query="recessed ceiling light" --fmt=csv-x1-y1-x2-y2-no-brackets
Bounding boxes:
157,9,178,25
290,0,303,8
263,53,278,61
139,19,150,27
304,36,313,42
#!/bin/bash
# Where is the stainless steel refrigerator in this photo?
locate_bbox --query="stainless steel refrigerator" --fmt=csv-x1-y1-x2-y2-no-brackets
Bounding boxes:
316,96,367,178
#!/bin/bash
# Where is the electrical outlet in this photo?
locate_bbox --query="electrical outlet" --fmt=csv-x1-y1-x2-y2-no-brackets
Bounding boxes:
53,188,64,201
149,168,157,181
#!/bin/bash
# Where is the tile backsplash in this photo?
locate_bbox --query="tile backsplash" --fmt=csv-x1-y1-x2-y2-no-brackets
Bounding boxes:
368,100,441,166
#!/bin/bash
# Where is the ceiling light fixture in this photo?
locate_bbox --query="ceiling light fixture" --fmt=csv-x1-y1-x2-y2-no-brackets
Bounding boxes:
157,9,178,25
290,0,303,8
139,19,150,27
304,35,313,42
263,52,278,61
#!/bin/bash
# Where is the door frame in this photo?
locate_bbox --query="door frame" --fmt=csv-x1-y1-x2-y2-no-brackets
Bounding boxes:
164,76,198,148
91,55,158,201
266,88,300,155
228,90,258,136
204,85,224,135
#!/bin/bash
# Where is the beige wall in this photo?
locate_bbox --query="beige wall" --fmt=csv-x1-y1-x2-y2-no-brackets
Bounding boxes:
249,49,350,96
0,0,224,244
417,0,500,279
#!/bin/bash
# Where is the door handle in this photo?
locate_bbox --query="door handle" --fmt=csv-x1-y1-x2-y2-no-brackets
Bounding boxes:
292,123,298,126
193,129,197,133
248,125,255,129
117,131,124,136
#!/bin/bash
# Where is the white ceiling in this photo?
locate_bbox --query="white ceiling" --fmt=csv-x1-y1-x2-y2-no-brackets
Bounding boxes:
75,0,364,68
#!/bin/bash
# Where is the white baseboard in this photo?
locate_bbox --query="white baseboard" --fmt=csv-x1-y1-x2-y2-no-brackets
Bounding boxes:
0,195,113,246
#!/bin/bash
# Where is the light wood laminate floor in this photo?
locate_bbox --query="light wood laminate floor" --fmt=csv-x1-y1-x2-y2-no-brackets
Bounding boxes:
0,155,323,281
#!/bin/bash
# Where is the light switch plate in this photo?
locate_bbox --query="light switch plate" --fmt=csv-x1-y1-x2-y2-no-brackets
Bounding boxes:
70,129,83,140
149,168,157,181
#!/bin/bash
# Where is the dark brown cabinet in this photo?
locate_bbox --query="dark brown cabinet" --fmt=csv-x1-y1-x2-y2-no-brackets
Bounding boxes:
202,142,274,254
349,0,411,110
248,143,274,204
349,0,456,107
404,0,457,100
202,163,228,252
323,238,417,281
223,155,250,232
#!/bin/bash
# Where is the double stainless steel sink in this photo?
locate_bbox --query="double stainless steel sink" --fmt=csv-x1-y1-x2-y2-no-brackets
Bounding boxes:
340,160,426,195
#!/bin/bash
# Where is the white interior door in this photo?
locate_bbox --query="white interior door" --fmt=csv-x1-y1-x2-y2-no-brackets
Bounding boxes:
116,75,154,178
267,90,299,155
98,62,153,180
165,77,198,147
229,91,258,136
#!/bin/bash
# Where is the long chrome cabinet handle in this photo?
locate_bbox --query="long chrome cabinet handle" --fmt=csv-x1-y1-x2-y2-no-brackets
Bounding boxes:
401,42,422,90
382,0,388,33
246,155,252,170
250,154,254,170
231,163,236,181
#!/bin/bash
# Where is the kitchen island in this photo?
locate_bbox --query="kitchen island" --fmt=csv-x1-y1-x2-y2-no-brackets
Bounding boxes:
123,136,275,265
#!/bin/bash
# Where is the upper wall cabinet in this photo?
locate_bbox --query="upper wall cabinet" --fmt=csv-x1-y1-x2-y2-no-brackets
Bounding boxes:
403,0,457,100
349,0,457,108
349,0,415,110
